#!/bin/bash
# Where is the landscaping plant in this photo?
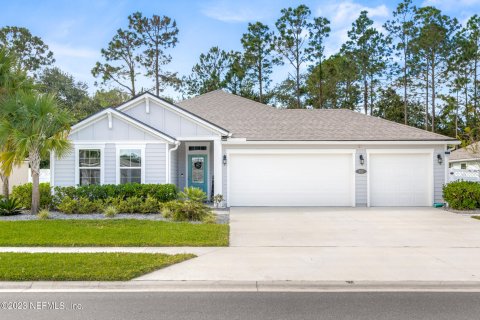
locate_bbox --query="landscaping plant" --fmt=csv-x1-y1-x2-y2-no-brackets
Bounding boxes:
0,198,22,216
443,181,480,210
37,209,50,220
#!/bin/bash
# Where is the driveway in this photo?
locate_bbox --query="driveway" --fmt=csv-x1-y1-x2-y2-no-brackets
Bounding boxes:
136,207,480,282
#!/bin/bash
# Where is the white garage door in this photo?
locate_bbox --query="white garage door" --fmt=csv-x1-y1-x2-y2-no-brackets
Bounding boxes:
369,152,432,207
228,151,354,206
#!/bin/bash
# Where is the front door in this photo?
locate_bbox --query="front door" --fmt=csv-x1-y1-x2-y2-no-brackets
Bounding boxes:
188,154,208,194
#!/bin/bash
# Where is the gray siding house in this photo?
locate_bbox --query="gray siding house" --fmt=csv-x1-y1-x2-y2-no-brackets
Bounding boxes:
52,90,458,207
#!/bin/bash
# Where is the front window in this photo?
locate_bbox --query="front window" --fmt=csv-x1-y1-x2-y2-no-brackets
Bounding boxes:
461,163,467,170
79,149,101,186
119,149,142,184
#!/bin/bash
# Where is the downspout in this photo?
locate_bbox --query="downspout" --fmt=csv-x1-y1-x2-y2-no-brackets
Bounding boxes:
167,141,181,183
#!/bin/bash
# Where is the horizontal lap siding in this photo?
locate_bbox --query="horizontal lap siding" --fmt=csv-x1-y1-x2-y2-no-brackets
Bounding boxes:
434,146,446,203
104,144,116,184
170,148,178,186
54,151,75,187
355,148,368,206
145,144,167,184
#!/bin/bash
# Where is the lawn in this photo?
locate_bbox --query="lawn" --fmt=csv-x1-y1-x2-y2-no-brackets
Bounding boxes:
0,252,194,281
0,220,229,247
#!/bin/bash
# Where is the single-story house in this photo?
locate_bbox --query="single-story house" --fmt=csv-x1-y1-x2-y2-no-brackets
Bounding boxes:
51,90,459,207
449,142,480,171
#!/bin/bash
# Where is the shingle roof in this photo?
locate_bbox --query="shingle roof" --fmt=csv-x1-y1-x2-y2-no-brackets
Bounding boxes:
177,90,457,142
450,142,480,161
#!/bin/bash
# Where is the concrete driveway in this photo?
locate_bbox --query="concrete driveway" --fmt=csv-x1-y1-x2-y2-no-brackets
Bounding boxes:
136,207,480,282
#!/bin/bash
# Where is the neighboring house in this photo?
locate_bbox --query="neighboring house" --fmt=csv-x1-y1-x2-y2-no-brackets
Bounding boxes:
448,142,480,182
51,90,458,207
0,161,29,193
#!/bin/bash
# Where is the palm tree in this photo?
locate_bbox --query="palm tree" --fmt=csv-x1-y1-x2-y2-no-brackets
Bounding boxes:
0,91,72,213
0,49,32,198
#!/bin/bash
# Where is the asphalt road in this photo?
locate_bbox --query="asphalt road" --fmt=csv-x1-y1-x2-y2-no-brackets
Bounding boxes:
1,292,480,320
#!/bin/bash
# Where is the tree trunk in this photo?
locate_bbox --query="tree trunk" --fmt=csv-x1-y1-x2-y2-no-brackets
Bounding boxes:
425,68,429,131
363,77,368,114
155,43,160,96
258,61,263,104
369,77,374,115
431,58,436,133
0,173,9,199
474,54,478,127
403,46,408,125
296,65,301,109
318,58,323,109
29,149,41,214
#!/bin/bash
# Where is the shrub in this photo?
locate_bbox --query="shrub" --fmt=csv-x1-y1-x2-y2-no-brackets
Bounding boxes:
179,187,207,202
139,195,161,214
202,213,217,224
76,197,103,214
213,194,224,208
443,181,480,210
162,199,212,222
0,198,22,216
12,183,53,209
37,209,50,220
103,206,118,218
56,196,77,214
115,196,143,214
53,183,177,204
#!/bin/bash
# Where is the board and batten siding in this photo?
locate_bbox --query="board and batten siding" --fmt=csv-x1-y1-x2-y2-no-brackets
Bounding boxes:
145,144,167,184
222,144,447,206
122,100,217,138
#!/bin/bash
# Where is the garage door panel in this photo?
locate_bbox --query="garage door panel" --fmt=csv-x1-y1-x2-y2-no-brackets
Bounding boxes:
369,153,432,207
229,152,354,206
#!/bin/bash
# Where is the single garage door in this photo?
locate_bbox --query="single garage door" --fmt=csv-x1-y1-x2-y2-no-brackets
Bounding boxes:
228,151,354,206
368,152,432,207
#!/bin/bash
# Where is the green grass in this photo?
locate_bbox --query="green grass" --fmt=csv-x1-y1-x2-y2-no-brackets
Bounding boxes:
0,252,195,281
0,220,229,247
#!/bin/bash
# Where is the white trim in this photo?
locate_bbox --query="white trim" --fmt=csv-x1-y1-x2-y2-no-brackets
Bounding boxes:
165,143,169,184
225,149,356,207
213,138,223,197
116,94,229,136
107,112,112,129
115,144,146,184
177,136,220,141
167,142,181,183
449,158,480,163
145,96,150,114
70,108,176,144
223,140,459,145
366,149,434,207
50,150,55,187
71,140,166,145
185,141,210,196
74,144,105,186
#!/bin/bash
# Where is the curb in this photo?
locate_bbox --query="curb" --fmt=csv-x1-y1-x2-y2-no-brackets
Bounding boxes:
3,281,480,292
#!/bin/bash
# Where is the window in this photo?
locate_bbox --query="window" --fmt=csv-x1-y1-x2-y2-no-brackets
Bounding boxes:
189,146,207,151
119,149,142,184
79,149,101,186
461,163,467,170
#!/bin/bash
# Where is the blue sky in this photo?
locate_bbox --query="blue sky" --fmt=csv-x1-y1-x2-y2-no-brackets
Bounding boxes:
1,0,479,99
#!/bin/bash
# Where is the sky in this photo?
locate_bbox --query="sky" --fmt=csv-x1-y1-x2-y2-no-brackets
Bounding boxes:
1,0,479,99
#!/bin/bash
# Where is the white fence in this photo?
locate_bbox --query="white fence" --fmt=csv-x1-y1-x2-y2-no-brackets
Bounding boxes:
449,169,480,182
28,169,51,184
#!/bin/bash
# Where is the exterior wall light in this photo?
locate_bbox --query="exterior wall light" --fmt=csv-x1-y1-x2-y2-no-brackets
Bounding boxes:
223,155,227,165
437,154,443,165
359,154,365,166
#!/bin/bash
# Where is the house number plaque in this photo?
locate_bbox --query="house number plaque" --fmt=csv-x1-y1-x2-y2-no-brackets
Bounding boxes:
356,169,367,174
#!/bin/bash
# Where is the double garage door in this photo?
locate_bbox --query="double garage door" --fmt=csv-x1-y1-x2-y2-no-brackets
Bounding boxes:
227,150,433,207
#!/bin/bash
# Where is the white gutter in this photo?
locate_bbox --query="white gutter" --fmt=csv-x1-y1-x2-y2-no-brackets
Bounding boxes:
167,141,181,183
222,140,460,145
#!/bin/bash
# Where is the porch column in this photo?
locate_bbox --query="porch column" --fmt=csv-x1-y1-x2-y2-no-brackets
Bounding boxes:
213,137,223,196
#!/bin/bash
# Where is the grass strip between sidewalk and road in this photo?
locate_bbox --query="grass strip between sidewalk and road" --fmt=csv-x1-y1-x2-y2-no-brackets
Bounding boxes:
0,220,229,247
0,252,195,281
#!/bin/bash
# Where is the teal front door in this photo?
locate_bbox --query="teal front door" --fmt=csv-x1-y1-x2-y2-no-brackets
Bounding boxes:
188,154,208,194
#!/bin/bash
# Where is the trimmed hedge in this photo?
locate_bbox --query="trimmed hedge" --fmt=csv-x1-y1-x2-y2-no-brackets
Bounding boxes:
12,183,53,209
443,181,480,210
53,183,177,204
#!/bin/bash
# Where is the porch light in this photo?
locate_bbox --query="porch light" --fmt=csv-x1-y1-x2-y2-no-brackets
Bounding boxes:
223,155,227,165
359,154,365,166
437,154,443,165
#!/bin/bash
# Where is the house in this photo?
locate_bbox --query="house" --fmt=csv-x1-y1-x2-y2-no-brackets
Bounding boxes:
51,90,459,207
448,142,480,182
0,161,29,193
